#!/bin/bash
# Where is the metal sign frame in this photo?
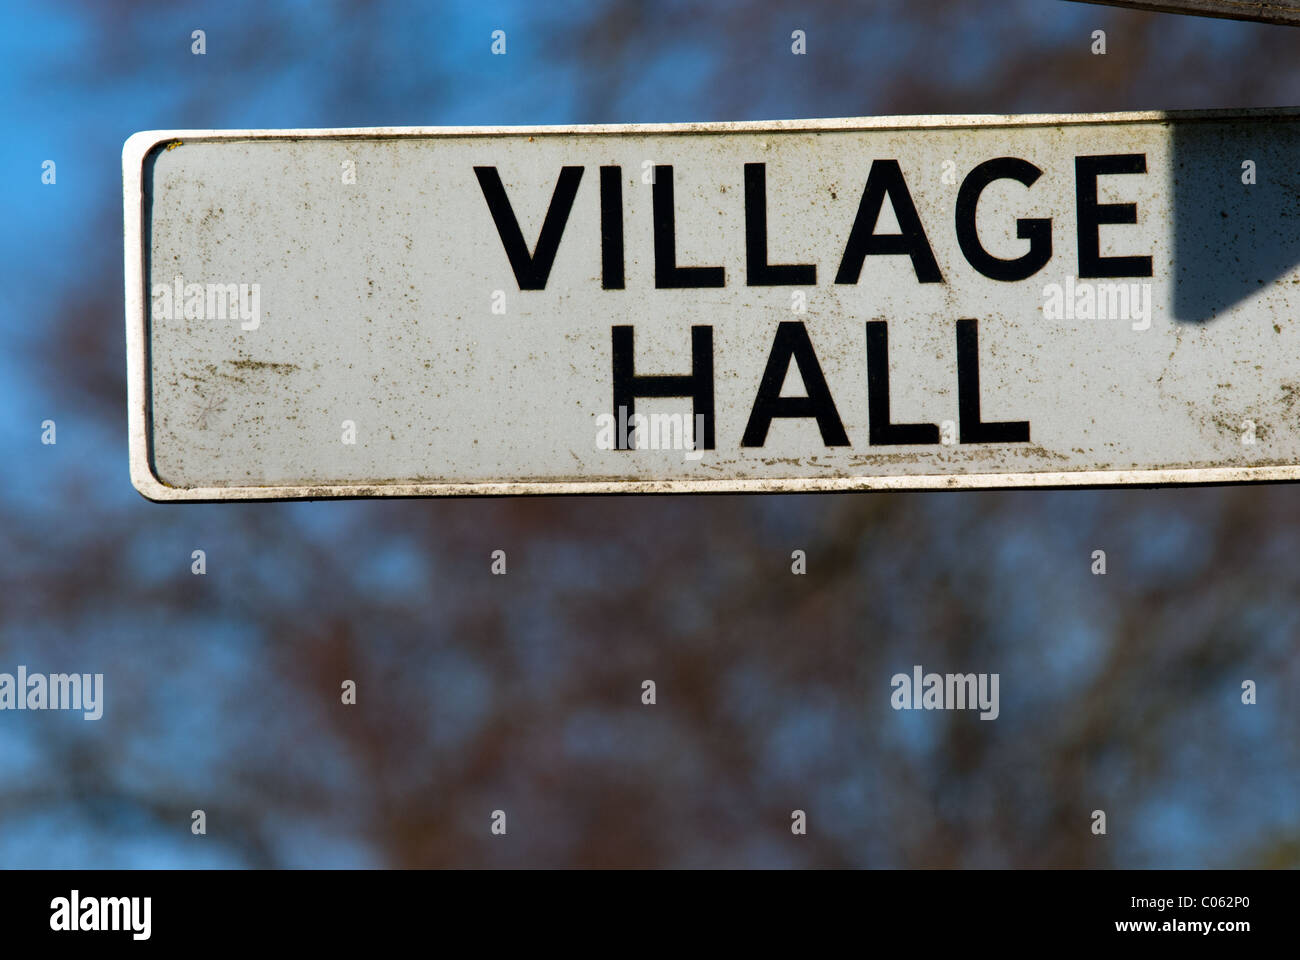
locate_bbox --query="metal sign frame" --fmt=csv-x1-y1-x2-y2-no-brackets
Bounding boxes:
1065,0,1300,26
123,108,1300,501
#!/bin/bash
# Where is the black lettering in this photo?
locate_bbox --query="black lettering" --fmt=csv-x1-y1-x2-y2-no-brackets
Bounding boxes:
835,159,942,285
473,165,583,290
741,322,849,447
1075,154,1153,278
600,166,624,290
611,325,714,449
866,321,939,445
653,165,725,288
744,163,816,286
955,157,1051,281
956,318,1029,443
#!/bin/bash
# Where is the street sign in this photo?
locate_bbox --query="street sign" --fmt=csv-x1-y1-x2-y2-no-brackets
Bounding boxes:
1066,0,1300,25
124,109,1300,500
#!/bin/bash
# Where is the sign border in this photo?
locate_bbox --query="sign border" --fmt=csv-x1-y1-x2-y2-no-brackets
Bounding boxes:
124,107,1300,501
1065,0,1300,27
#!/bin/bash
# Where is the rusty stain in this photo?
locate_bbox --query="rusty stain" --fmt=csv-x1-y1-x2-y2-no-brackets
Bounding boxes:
227,359,299,373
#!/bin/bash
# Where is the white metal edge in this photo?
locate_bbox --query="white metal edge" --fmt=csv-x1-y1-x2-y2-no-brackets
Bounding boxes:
124,130,174,502
119,107,1300,143
122,465,1300,502
123,110,1300,502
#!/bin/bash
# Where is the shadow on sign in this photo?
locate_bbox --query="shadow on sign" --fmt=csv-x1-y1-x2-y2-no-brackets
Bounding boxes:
1172,118,1300,322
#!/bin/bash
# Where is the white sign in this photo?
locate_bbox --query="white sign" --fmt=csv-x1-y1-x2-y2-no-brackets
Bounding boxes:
123,110,1300,499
